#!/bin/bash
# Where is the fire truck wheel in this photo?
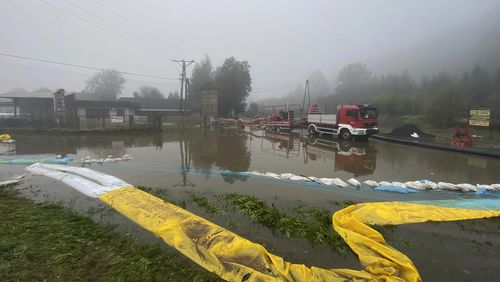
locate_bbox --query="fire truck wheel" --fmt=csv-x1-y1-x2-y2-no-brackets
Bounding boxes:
339,129,352,140
308,125,317,135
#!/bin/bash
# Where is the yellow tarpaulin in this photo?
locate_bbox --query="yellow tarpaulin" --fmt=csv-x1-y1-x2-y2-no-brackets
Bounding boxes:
99,187,500,282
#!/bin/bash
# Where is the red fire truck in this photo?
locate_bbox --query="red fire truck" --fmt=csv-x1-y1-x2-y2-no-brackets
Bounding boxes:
306,104,379,139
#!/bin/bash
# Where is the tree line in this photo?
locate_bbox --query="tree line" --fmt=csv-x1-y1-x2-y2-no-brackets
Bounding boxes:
318,63,500,127
78,55,252,118
251,63,500,128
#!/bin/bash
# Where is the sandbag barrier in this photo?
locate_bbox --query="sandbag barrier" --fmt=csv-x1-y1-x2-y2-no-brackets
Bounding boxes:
24,163,500,282
0,154,133,165
223,170,500,194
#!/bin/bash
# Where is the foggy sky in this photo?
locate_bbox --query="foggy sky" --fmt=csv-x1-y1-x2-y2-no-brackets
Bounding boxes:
1,0,500,100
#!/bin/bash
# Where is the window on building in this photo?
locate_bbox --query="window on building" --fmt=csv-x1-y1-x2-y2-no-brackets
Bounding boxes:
116,109,125,116
86,108,109,118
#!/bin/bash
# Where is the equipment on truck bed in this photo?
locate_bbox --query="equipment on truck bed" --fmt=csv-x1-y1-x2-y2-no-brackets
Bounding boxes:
262,103,302,132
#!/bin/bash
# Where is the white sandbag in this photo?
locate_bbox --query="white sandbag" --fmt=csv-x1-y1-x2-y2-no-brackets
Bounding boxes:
347,178,361,187
456,183,477,192
391,181,404,187
264,172,280,179
307,176,319,181
437,182,458,191
403,181,426,190
122,154,133,160
363,180,378,187
333,178,349,188
279,173,294,180
39,163,129,188
289,175,309,181
0,179,20,187
491,184,500,191
26,163,122,197
379,181,393,186
420,180,438,190
248,171,263,176
319,178,335,185
476,184,495,191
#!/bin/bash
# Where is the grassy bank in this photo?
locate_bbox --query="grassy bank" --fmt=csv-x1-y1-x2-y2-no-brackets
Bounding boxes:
0,185,220,281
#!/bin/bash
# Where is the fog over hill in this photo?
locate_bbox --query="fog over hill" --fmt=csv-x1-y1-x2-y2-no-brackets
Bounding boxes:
367,12,500,80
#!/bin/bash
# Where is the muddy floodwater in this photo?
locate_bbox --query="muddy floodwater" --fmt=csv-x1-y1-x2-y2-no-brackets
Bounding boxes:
1,129,499,281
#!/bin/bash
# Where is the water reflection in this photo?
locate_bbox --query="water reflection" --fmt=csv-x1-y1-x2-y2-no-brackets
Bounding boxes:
193,130,251,183
14,133,164,156
302,136,377,176
7,130,500,185
260,131,302,159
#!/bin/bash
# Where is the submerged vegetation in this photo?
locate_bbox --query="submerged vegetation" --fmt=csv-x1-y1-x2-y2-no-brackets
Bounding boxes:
0,185,220,281
185,192,351,254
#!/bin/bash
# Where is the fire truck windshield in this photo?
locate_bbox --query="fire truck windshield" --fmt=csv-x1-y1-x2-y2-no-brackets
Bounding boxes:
360,108,377,119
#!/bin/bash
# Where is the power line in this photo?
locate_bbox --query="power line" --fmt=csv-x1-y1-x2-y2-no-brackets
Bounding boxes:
36,0,171,61
94,0,188,59
61,0,176,59
0,52,177,80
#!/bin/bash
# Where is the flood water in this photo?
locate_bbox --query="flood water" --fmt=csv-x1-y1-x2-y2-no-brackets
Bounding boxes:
3,129,500,198
1,129,499,281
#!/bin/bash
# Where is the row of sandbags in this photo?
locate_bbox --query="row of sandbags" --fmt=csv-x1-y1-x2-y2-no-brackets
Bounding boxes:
246,171,500,193
80,154,133,165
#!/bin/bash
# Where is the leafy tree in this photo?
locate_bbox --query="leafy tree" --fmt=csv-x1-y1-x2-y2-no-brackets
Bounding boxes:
492,68,500,93
33,87,53,92
378,70,416,96
8,87,28,93
190,55,213,111
213,57,252,117
84,69,125,100
134,86,164,99
335,63,374,99
424,73,466,126
462,64,490,106
167,91,179,100
308,70,330,98
246,102,260,117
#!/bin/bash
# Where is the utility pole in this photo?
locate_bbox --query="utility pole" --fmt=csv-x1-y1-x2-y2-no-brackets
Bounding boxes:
184,78,190,112
302,80,310,115
172,60,195,113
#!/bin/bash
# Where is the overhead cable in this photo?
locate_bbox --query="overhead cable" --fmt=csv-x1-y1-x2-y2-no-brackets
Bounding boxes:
0,52,178,80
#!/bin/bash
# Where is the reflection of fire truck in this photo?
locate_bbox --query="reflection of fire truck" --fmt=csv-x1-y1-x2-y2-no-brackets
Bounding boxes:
307,104,379,140
261,131,301,159
263,104,302,133
303,135,377,176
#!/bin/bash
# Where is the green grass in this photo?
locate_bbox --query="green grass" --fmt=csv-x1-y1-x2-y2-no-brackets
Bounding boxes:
0,185,220,282
216,194,350,254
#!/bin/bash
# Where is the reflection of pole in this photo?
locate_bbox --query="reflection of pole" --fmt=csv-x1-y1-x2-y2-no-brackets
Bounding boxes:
174,133,195,187
301,80,310,117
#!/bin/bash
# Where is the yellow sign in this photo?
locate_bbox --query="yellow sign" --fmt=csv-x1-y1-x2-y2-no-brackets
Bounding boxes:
469,109,490,127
